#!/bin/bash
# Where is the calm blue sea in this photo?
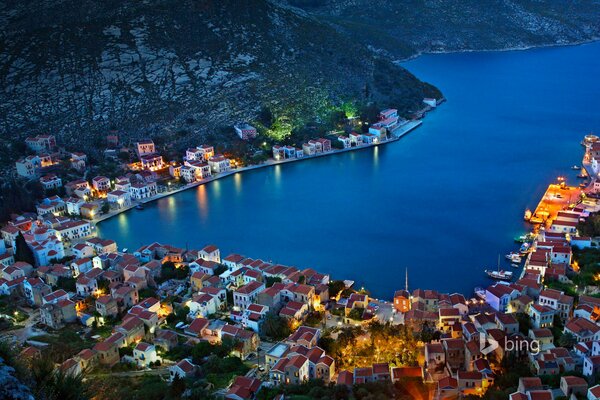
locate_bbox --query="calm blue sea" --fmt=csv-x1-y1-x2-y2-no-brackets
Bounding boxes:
97,41,600,299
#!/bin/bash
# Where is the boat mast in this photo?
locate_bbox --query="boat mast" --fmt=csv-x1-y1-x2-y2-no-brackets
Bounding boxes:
405,267,408,292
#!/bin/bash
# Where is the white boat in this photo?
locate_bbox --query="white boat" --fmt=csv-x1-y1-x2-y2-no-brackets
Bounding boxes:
485,269,513,281
485,254,513,281
511,263,520,268
572,165,581,170
474,287,486,300
504,252,522,263
519,243,531,253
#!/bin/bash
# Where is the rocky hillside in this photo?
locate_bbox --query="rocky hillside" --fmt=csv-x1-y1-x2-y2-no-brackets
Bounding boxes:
285,0,600,59
1,0,598,155
0,0,439,153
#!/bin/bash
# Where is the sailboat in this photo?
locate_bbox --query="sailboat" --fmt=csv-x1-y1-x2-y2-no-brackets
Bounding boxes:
485,254,513,281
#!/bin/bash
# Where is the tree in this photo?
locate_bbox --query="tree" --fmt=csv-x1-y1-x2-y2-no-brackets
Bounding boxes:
14,231,35,266
515,312,532,335
191,341,214,364
101,202,110,214
558,332,577,348
265,276,282,288
56,277,76,292
328,280,345,298
170,375,186,398
262,312,290,340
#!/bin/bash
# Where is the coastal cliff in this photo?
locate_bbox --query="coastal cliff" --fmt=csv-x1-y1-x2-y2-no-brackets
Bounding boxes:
0,0,598,160
283,0,600,59
0,0,438,157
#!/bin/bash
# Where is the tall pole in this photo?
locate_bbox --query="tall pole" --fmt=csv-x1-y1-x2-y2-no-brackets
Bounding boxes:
405,267,408,292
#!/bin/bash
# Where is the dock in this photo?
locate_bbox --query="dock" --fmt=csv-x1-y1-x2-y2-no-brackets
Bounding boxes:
527,183,581,225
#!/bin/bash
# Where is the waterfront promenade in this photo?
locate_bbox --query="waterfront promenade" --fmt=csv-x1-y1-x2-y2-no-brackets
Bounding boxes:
93,120,423,225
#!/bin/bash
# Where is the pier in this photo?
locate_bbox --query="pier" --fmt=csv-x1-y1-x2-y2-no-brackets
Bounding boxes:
527,182,581,225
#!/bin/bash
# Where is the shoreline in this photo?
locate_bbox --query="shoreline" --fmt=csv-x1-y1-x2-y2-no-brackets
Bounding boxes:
396,37,600,63
93,120,424,226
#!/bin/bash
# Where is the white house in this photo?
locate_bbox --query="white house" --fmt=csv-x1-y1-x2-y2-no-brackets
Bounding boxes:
107,190,131,208
208,155,231,174
129,182,157,200
485,284,520,312
133,342,158,367
233,281,265,311
40,174,63,190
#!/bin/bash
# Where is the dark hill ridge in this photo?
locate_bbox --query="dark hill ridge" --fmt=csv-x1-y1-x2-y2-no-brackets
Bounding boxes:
284,0,600,59
0,0,439,151
0,0,599,154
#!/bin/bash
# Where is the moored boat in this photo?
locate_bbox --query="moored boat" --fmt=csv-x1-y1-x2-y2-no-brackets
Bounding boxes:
474,287,486,300
485,269,513,281
135,204,144,210
505,253,522,263
519,242,531,253
511,263,520,268
572,165,581,170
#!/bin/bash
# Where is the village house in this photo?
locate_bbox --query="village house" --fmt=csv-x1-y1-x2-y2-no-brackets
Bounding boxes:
560,376,588,398
337,136,351,148
584,355,600,378
70,152,87,171
140,153,164,171
76,275,98,297
36,196,66,216
96,295,119,318
92,176,111,194
442,338,465,372
55,220,91,242
234,281,266,311
16,155,42,178
79,203,99,220
185,317,210,337
565,317,600,342
485,283,520,312
26,134,56,153
107,190,131,208
135,139,156,157
40,174,62,190
538,289,573,322
23,277,51,306
234,123,257,140
439,307,461,333
528,304,555,329
93,341,120,367
133,342,159,367
349,132,363,146
225,376,262,400
208,155,231,174
198,244,220,263
393,290,411,313
129,181,157,200
40,298,77,329
220,324,259,360
270,354,310,385
496,313,519,335
169,358,197,381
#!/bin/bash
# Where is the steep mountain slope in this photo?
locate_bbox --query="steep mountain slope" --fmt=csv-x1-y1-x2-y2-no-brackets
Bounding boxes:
0,0,439,151
285,0,600,59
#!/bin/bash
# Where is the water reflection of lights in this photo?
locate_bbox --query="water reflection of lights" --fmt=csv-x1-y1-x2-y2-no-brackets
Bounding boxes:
196,185,208,219
274,165,282,185
234,173,242,194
